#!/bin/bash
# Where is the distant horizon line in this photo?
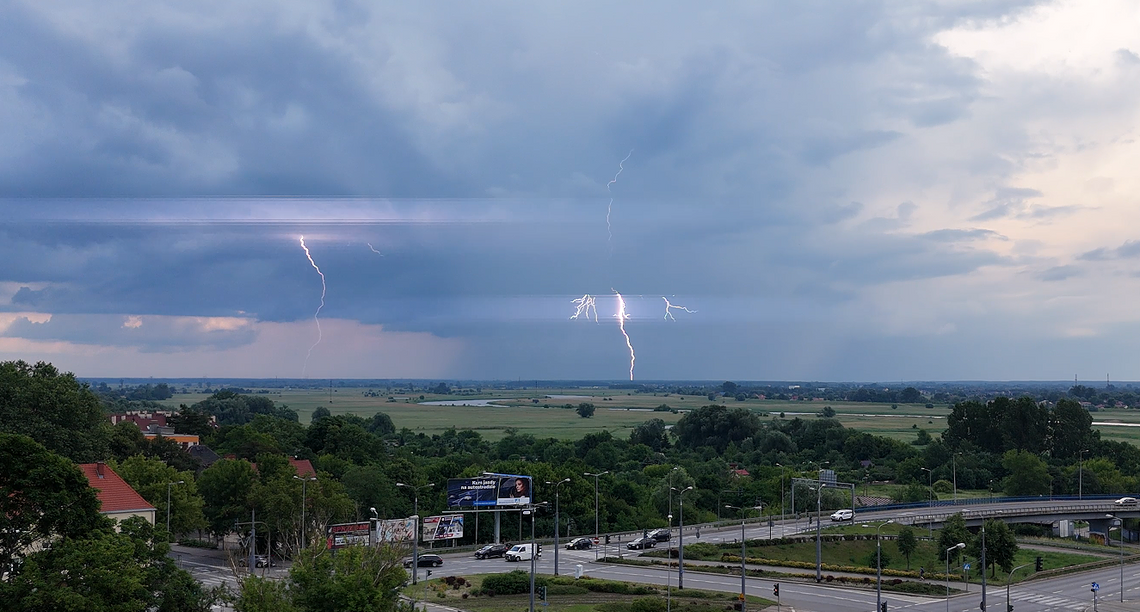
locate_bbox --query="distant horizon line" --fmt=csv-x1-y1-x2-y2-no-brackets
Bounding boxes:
76,377,1129,387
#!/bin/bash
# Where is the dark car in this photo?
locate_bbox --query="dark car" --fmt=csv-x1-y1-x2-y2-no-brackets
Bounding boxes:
565,537,593,550
648,528,671,542
475,543,509,559
403,554,444,568
627,537,656,550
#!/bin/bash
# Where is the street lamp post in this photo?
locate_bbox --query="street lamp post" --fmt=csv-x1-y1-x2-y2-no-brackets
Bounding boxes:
673,485,694,589
235,512,271,576
547,477,571,575
1108,514,1124,602
945,542,965,612
293,475,317,548
396,482,434,585
776,463,786,523
873,519,894,612
584,471,609,559
921,466,934,538
726,505,761,611
166,480,184,540
809,483,823,582
525,503,549,612
667,513,674,612
1006,563,1031,612
1079,449,1088,499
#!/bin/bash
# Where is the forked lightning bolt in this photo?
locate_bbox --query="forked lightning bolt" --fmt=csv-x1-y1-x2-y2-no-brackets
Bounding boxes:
571,294,599,322
299,235,326,377
614,291,635,381
606,149,633,257
663,297,696,320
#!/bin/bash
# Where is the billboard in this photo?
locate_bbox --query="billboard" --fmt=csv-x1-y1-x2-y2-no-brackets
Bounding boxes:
327,521,371,549
422,515,464,542
375,518,416,543
447,475,532,508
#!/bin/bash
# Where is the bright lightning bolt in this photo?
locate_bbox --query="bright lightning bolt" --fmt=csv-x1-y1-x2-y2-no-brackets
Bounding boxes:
662,297,696,320
614,291,635,381
366,243,384,256
299,235,326,377
606,149,633,257
571,294,599,322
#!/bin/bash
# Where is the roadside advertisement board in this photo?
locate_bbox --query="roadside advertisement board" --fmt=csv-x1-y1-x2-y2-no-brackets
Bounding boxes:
375,518,416,543
422,515,464,541
447,475,532,507
327,521,371,549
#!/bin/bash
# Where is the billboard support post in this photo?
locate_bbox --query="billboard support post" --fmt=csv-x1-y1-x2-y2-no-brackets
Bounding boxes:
397,482,434,585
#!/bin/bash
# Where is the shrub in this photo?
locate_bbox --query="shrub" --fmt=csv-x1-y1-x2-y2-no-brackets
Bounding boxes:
630,597,667,612
481,570,535,595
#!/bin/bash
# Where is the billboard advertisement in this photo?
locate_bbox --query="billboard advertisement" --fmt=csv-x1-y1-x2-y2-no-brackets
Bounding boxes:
447,475,532,508
422,515,464,542
327,521,371,549
375,518,416,543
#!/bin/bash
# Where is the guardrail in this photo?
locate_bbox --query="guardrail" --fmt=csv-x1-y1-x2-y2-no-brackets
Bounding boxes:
895,501,1128,526
857,493,1129,514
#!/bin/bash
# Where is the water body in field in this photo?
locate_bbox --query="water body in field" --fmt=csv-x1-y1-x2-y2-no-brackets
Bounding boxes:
419,399,506,407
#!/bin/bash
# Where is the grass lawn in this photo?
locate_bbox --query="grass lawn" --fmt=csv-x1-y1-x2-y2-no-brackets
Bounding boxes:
660,534,1100,585
159,387,1140,445
402,573,772,612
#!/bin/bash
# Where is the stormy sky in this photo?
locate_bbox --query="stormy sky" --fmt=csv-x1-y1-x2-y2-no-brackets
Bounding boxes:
2,1,1140,381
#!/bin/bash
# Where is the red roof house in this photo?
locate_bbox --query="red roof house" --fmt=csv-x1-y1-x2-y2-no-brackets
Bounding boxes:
79,462,156,527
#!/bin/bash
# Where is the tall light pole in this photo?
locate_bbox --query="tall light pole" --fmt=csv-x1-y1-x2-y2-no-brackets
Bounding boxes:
293,475,317,548
873,519,894,612
673,485,694,589
952,453,959,502
166,480,184,540
1079,449,1088,499
666,512,674,612
776,463,786,523
525,503,548,612
584,471,608,559
921,467,934,538
547,477,571,575
946,542,965,612
809,483,823,582
1108,514,1124,602
726,504,761,611
1006,563,1031,612
369,507,378,546
397,482,434,585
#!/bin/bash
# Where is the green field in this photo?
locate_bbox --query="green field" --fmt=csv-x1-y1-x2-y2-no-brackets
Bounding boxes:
159,387,1140,445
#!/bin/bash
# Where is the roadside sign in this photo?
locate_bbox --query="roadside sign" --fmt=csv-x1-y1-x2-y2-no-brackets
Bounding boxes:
1092,582,1100,591
738,593,745,601
963,563,971,570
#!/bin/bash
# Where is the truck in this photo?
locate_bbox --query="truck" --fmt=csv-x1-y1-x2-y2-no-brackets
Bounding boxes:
504,543,542,562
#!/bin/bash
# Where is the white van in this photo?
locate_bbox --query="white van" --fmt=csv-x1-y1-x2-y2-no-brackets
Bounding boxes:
830,509,854,522
504,543,542,562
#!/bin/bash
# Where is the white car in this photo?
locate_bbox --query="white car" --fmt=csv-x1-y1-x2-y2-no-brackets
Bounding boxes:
504,543,541,562
830,509,854,521
1114,497,1138,506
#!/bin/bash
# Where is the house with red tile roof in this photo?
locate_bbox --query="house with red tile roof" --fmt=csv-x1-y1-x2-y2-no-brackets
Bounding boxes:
79,462,156,528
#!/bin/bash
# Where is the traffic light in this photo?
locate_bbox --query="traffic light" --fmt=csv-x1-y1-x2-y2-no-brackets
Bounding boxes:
881,602,887,612
605,535,611,544
773,584,779,597
538,586,547,601
1034,556,1042,572
1007,605,1013,612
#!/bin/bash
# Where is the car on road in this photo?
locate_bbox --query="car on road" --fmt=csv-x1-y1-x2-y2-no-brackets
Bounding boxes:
474,543,509,559
627,537,656,550
237,555,275,568
830,509,854,522
565,537,593,550
1115,497,1138,506
403,554,444,568
647,528,671,542
505,543,541,562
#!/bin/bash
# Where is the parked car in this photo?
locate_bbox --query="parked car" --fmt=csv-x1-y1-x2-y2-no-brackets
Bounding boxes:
565,537,593,550
647,528,671,542
403,554,444,568
475,543,509,559
1115,497,1138,506
504,543,541,562
627,537,656,550
830,509,854,522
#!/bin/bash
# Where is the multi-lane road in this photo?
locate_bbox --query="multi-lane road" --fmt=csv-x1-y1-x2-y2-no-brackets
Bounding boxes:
175,498,1140,611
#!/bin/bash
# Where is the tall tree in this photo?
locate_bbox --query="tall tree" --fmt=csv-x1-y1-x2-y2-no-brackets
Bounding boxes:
896,527,918,570
1049,399,1095,459
1001,449,1051,496
113,454,206,537
937,513,970,561
199,458,256,539
0,360,111,462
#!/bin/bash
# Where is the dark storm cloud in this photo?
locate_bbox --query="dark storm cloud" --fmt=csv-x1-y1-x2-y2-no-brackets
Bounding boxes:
1,313,258,351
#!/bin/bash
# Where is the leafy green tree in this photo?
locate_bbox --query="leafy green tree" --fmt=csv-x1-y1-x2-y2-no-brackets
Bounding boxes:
199,458,256,539
311,406,331,421
113,454,206,537
288,543,407,612
896,527,918,570
629,418,670,451
367,412,396,436
968,518,1017,577
937,513,970,561
235,575,297,612
1049,399,1095,459
1001,449,1051,496
0,360,111,462
576,403,596,418
0,433,110,576
673,405,761,452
